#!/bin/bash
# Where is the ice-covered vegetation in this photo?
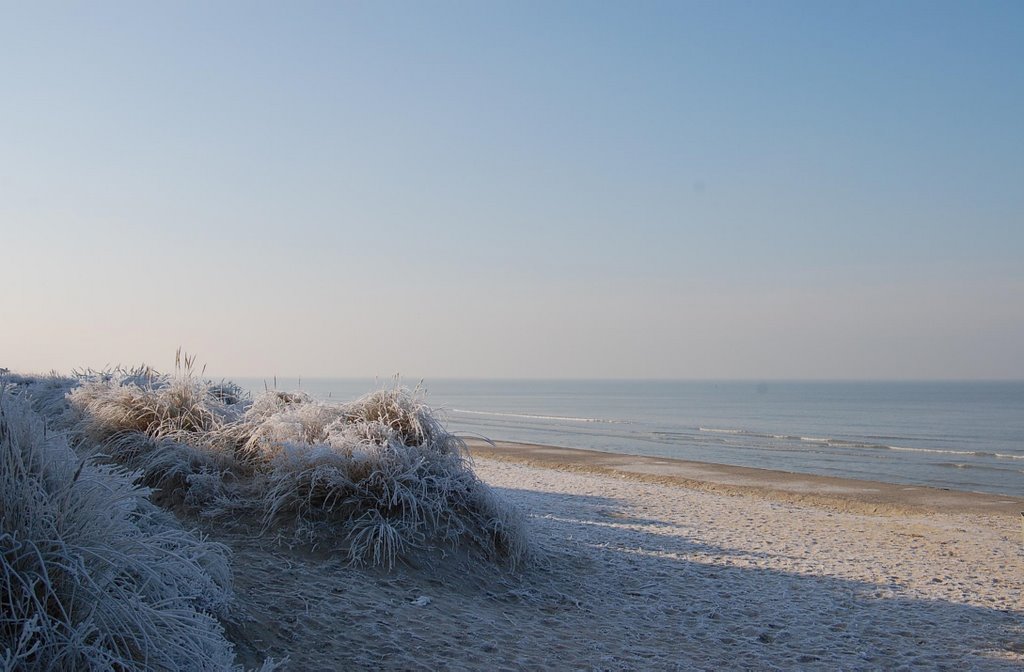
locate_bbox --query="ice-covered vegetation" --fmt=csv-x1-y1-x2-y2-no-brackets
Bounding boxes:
9,359,529,570
0,389,243,670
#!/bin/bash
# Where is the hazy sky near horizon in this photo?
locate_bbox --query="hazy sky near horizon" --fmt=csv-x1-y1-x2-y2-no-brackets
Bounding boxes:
2,1,1022,379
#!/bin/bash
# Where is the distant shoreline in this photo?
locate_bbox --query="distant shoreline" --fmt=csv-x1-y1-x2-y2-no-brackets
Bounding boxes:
465,438,1024,516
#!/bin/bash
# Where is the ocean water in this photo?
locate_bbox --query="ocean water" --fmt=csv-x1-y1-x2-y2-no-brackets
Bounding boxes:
233,379,1024,497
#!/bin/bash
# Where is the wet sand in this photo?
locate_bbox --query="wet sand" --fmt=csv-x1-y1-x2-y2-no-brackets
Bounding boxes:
466,439,1024,515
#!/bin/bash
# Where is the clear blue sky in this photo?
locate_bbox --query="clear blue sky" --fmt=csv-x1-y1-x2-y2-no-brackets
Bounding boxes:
2,1,1022,379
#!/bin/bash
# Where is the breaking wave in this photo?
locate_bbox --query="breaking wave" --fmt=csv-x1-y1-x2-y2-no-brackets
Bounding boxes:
452,408,630,424
698,427,1024,461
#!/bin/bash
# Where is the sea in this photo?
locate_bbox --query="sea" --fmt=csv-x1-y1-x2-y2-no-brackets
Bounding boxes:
232,379,1024,498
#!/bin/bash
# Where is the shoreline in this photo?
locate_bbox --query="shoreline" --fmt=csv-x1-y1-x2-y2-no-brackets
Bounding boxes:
465,438,1024,516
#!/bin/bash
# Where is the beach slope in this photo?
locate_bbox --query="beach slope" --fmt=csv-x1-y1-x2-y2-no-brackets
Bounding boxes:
223,447,1024,670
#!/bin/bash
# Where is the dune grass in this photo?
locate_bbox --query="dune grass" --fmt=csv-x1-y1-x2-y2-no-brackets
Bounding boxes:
0,388,245,670
13,361,530,570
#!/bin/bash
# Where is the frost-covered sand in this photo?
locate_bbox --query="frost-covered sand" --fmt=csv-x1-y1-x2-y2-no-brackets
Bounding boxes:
222,446,1024,671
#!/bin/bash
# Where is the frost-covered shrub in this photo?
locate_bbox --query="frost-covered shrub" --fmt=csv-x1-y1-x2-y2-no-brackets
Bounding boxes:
245,387,528,567
0,391,240,671
235,391,345,464
68,372,243,443
256,389,529,568
62,364,253,502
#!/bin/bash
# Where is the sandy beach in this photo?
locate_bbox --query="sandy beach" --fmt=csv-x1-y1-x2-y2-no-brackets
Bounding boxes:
221,442,1024,671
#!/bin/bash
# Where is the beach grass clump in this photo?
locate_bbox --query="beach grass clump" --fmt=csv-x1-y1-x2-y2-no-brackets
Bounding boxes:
0,389,242,670
255,388,529,568
247,387,530,568
68,369,243,443
62,364,249,507
233,391,345,464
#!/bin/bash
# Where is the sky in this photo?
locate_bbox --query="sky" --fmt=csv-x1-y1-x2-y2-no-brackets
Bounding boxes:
2,1,1022,380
